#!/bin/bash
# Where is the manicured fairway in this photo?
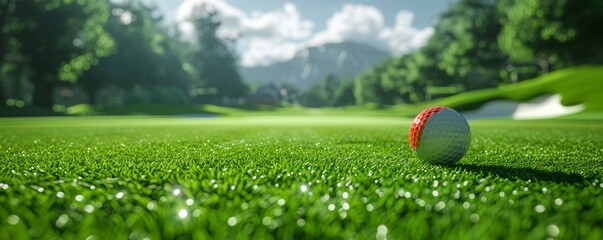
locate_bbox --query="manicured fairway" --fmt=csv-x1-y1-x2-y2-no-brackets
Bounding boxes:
1,116,602,239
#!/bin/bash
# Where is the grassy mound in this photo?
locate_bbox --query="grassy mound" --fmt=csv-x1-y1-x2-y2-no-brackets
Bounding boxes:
418,65,603,113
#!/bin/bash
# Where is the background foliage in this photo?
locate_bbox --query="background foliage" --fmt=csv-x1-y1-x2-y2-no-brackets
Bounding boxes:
0,0,601,114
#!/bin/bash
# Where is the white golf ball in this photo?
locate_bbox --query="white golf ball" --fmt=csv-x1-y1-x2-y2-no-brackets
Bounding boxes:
409,106,471,164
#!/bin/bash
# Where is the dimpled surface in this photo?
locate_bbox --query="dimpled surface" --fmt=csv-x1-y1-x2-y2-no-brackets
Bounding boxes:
411,107,471,164
409,106,444,150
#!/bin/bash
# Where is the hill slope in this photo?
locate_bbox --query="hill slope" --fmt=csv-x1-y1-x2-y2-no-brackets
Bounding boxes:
408,65,603,115
240,42,390,89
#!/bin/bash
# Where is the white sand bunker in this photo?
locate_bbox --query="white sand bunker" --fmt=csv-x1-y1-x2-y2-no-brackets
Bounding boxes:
462,94,584,119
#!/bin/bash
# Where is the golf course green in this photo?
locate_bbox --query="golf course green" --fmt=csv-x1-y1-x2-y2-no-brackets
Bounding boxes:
1,115,602,239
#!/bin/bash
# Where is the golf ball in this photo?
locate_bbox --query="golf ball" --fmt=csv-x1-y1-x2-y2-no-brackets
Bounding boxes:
409,106,471,164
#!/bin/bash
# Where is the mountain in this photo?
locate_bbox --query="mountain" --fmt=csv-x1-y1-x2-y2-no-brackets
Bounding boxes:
240,42,391,89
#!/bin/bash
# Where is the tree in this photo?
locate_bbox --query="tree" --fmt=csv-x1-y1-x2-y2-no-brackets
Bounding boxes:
80,0,190,105
354,0,511,106
0,0,17,105
433,0,507,90
279,82,300,105
300,85,328,107
322,74,340,102
499,0,603,74
11,0,113,109
187,4,248,104
354,64,398,105
330,80,355,107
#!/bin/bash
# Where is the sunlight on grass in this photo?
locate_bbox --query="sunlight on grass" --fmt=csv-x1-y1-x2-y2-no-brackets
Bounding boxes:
1,116,602,239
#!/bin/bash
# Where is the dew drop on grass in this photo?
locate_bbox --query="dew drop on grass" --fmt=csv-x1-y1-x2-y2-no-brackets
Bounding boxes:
547,224,560,237
470,213,480,223
535,205,545,213
75,195,84,201
366,204,374,212
178,209,188,218
227,217,237,226
555,198,563,206
328,204,335,211
296,218,306,227
56,192,64,198
342,192,349,199
277,199,285,206
7,215,19,225
55,214,69,228
434,201,446,211
84,204,94,213
85,235,100,240
376,224,388,240
193,209,202,217
301,185,307,192
147,201,156,211
173,189,181,196
432,190,439,197
262,217,271,226
274,208,283,217
116,192,124,199
186,199,194,206
342,202,350,210
321,194,330,202
462,202,470,209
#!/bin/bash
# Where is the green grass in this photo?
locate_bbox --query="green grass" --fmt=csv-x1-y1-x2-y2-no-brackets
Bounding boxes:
395,65,603,115
1,116,603,239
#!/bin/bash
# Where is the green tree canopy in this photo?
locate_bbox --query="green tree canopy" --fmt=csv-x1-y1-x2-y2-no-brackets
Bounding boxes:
187,4,248,104
499,0,603,73
11,0,114,108
80,0,191,105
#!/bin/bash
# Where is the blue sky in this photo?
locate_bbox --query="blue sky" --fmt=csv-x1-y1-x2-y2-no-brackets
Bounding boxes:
146,0,452,66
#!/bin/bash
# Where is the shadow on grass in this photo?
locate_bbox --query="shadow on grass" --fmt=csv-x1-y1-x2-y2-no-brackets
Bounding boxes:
453,163,587,184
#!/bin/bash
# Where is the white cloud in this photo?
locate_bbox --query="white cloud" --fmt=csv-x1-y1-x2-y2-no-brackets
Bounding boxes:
176,1,433,67
310,4,434,55
177,0,313,67
379,11,435,54
308,4,385,49
239,40,298,67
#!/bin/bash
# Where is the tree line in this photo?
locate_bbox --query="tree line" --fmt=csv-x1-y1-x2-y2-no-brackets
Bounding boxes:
354,0,603,105
0,0,248,111
1,0,602,112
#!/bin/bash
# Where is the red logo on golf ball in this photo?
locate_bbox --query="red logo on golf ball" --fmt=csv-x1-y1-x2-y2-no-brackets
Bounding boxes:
409,106,471,164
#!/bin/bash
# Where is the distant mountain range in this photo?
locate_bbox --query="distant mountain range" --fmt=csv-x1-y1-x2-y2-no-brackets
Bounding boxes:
240,41,391,89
